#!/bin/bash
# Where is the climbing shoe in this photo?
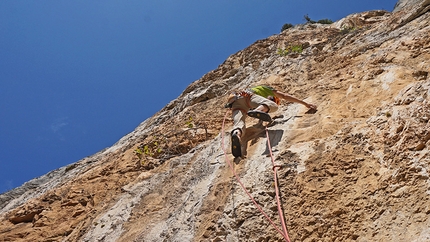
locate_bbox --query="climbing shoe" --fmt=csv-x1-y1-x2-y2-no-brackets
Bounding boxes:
231,132,242,158
247,110,272,122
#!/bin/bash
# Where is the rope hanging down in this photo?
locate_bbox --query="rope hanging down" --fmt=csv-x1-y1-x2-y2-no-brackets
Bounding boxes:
221,110,291,242
265,126,291,241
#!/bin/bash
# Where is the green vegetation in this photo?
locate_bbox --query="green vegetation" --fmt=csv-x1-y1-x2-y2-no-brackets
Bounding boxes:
317,19,333,24
281,23,293,32
134,115,210,168
277,43,303,56
340,25,360,34
134,136,164,164
185,116,193,128
304,14,316,24
280,15,333,33
304,14,333,24
135,147,143,158
290,44,303,53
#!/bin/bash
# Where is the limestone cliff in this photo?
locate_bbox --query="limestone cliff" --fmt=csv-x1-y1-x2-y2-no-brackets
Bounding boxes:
1,1,429,241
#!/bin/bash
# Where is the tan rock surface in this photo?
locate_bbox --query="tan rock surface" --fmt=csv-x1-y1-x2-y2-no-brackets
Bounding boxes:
1,1,429,241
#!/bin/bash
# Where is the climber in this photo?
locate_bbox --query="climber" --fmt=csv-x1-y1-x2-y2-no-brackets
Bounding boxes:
226,85,317,158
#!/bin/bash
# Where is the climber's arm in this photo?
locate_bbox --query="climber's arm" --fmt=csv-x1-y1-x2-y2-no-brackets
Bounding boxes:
273,90,317,110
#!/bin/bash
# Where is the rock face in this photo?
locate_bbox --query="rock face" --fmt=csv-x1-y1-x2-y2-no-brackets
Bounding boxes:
394,0,430,12
1,1,429,241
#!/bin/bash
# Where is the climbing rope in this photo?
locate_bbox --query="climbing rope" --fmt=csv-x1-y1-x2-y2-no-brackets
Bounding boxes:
265,126,291,242
221,110,291,242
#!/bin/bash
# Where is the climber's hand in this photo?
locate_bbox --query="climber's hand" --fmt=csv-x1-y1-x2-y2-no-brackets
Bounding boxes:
306,103,317,110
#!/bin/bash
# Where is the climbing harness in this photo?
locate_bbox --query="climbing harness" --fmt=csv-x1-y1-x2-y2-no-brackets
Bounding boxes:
225,91,253,109
221,110,291,242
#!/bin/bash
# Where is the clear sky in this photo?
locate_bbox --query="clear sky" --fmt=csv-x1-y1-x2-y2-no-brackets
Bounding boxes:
0,0,397,194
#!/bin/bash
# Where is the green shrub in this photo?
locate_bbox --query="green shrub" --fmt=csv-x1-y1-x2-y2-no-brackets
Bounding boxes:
185,117,193,128
277,44,303,56
340,25,359,34
134,115,209,166
317,19,333,24
304,14,316,24
277,48,288,56
305,15,333,25
290,44,303,53
281,23,293,32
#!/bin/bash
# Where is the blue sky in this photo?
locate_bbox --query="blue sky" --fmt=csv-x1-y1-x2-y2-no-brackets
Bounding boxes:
0,0,396,194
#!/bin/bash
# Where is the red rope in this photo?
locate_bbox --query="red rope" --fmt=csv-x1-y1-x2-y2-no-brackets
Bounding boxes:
221,110,290,241
265,127,291,242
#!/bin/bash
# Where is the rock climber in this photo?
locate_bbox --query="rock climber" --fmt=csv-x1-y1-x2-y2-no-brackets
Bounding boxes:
225,85,317,158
